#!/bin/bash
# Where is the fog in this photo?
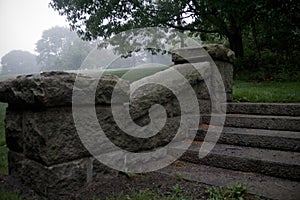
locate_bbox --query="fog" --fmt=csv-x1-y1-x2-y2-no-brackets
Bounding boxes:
0,0,68,66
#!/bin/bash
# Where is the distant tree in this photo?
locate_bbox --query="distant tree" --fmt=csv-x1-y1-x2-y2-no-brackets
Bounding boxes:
36,26,95,71
1,50,40,75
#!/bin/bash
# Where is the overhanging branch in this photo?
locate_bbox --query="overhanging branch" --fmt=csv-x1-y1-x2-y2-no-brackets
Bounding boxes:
166,23,219,34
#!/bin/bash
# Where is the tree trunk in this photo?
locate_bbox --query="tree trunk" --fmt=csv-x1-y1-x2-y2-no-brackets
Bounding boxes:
228,14,244,58
228,32,244,58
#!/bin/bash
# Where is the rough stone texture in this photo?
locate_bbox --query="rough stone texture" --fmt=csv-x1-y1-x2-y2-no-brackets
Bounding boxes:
20,104,188,166
160,161,300,200
22,107,90,165
8,151,88,199
172,44,235,64
175,143,300,180
1,46,235,198
5,109,23,152
226,102,300,116
196,127,300,152
91,158,120,181
202,114,300,131
171,46,234,102
129,62,210,119
0,71,129,108
202,44,235,63
214,60,233,95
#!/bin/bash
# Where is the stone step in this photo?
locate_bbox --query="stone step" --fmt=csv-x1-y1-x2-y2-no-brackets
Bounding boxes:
195,125,300,152
159,161,300,200
171,142,300,180
202,114,300,131
225,102,300,116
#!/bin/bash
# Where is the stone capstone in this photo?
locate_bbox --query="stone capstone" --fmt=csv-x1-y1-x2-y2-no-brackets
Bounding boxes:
0,71,129,108
172,44,235,64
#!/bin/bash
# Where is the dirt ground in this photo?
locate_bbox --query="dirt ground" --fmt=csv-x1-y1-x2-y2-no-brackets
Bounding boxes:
0,172,208,199
0,171,264,200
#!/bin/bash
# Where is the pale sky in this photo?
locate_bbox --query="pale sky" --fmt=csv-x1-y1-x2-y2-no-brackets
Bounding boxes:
0,0,69,60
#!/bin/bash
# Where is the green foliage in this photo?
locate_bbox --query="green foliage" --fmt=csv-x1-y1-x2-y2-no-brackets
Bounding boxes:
1,50,40,75
167,184,184,198
36,26,95,71
0,146,8,175
235,0,300,81
0,103,7,147
106,185,191,200
205,183,247,200
233,81,300,102
0,103,8,175
49,0,299,78
0,189,21,200
49,0,259,57
172,173,184,181
106,189,158,200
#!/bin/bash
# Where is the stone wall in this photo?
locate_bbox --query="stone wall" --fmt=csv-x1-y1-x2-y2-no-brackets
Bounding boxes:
0,45,234,199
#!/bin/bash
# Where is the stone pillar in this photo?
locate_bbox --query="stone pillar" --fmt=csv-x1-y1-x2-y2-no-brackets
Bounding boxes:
172,44,235,102
0,72,128,199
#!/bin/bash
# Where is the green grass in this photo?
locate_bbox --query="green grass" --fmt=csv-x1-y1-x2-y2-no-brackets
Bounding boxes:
0,189,21,200
0,145,8,175
0,103,7,146
233,81,300,102
205,183,247,200
0,103,8,175
0,183,261,200
0,75,16,81
105,187,190,200
103,183,250,200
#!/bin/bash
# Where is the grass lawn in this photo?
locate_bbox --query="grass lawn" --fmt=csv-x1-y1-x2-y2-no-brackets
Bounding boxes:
233,81,300,103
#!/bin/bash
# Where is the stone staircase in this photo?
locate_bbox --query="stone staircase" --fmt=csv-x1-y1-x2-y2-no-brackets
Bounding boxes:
160,103,300,200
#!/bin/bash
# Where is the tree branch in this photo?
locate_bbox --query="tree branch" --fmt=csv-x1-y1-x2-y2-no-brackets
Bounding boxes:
166,23,219,34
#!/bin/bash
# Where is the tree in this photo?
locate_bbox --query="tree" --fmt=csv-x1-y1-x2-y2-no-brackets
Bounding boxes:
234,0,300,80
1,50,40,75
36,26,95,71
49,0,259,58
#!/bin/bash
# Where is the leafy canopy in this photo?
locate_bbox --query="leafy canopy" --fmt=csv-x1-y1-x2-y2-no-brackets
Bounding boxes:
49,0,258,57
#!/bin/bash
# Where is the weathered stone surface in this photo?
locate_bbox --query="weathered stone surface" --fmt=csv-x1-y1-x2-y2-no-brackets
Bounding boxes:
100,114,182,152
8,151,88,199
226,102,300,116
214,60,233,95
2,45,235,199
0,71,129,108
202,44,235,63
202,114,300,131
129,63,210,119
160,161,300,200
171,47,233,102
21,103,191,165
91,158,120,181
176,143,300,180
196,126,300,152
172,44,235,64
22,107,90,165
5,109,23,152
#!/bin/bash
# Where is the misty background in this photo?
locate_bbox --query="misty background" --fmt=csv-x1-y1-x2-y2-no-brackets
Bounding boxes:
0,0,172,75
